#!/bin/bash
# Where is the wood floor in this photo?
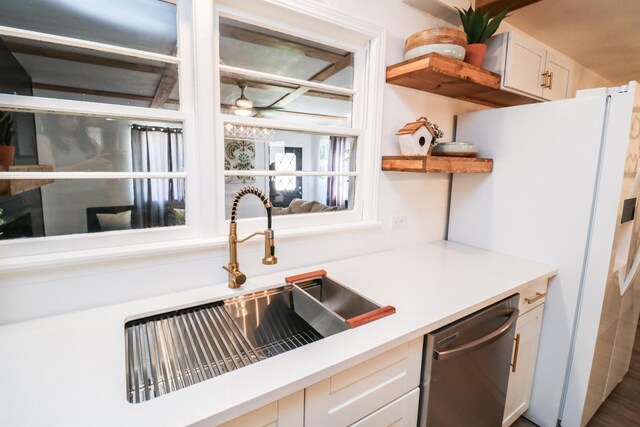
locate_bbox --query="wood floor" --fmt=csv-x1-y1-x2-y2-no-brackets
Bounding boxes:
512,416,538,426
587,323,640,426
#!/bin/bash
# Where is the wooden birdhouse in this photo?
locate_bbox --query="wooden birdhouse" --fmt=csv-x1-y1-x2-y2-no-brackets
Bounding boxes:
396,117,440,156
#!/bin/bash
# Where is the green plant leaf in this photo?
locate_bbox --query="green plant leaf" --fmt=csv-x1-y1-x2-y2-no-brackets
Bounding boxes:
467,8,485,43
480,8,509,43
456,7,470,34
0,111,14,146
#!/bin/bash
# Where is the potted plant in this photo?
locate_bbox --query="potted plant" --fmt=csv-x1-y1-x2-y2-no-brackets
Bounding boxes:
456,5,509,67
0,111,16,167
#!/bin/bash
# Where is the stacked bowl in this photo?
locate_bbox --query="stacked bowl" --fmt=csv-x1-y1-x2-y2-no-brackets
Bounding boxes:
404,28,467,61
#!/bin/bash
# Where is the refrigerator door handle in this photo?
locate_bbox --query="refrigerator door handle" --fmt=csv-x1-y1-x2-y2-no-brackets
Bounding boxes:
434,308,519,361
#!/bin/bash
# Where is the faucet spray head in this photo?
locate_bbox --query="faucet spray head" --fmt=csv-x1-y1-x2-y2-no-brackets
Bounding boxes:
262,229,278,265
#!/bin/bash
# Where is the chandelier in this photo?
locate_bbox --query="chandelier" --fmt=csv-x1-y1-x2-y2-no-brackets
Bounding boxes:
224,123,275,140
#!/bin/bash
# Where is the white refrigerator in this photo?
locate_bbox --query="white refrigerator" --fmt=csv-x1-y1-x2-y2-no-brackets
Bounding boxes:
448,82,640,427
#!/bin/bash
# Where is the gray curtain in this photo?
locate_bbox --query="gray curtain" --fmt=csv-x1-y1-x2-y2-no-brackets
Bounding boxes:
131,125,184,228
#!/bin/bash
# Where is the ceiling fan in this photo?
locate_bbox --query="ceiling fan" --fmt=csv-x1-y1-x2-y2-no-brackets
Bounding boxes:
225,81,347,121
231,82,254,116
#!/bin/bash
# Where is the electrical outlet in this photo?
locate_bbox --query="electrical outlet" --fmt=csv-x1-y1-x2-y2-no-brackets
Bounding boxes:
391,215,407,230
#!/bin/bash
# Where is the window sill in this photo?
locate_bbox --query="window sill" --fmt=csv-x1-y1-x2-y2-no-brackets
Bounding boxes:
0,221,382,274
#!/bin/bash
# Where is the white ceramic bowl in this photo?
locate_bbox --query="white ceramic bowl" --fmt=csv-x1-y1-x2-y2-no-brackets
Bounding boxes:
431,141,479,157
404,43,466,61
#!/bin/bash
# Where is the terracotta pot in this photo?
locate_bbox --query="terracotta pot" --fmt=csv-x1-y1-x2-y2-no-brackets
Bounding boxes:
0,146,15,167
464,43,488,67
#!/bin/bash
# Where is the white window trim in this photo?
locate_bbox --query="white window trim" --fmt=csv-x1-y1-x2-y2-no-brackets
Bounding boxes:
209,0,386,237
0,0,386,270
0,25,179,64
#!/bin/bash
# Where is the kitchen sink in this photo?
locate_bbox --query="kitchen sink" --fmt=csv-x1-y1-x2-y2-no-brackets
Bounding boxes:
125,276,394,403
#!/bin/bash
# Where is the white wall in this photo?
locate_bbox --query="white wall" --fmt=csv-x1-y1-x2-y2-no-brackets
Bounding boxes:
0,0,615,325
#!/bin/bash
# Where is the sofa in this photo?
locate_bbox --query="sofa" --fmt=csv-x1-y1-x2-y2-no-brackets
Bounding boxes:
272,198,344,215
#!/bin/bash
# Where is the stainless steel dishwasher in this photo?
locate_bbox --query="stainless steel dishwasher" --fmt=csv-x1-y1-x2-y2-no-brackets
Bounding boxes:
419,294,519,426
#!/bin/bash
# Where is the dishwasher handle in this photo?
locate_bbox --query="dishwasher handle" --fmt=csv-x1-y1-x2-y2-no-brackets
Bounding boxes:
434,308,519,361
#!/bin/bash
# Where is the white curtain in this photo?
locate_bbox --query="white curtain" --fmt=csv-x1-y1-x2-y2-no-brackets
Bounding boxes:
327,136,352,208
131,125,184,227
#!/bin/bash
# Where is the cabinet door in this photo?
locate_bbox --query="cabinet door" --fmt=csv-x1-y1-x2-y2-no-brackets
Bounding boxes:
350,388,420,427
503,31,546,98
543,51,573,101
503,305,544,427
218,390,303,427
305,337,423,427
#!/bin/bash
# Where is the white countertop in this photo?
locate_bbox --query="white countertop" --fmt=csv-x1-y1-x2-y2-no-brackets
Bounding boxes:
0,241,556,427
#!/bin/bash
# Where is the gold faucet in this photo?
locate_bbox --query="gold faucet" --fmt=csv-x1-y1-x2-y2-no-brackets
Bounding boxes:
223,186,278,289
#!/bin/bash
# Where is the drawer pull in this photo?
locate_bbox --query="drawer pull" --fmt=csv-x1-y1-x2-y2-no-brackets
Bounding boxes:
511,333,521,373
524,292,547,304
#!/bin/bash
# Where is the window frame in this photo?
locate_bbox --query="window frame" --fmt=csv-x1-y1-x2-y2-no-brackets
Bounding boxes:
0,0,386,266
0,0,199,258
210,0,385,236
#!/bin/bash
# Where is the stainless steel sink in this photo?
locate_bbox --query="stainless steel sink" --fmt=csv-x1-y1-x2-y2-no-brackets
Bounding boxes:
125,285,322,403
125,279,393,403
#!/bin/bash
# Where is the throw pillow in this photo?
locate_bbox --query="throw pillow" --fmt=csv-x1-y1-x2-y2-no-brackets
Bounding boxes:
97,210,132,231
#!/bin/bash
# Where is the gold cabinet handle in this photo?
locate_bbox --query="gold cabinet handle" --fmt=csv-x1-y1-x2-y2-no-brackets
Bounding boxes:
511,333,521,373
548,71,554,90
524,292,547,304
540,71,548,88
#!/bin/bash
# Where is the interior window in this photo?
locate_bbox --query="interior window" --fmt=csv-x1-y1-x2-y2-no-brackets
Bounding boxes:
0,1,186,242
219,13,362,225
219,17,354,127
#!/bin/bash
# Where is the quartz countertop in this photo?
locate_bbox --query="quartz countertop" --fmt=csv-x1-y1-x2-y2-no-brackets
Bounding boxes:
0,241,556,426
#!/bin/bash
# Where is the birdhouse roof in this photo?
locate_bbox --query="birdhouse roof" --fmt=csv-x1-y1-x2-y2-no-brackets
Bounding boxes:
396,117,437,137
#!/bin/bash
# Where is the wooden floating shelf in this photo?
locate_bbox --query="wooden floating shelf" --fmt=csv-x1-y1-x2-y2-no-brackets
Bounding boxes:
386,53,540,108
382,155,493,174
0,165,54,196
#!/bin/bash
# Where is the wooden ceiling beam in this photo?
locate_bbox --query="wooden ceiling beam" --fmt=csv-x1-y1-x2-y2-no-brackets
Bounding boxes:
476,0,544,16
4,41,165,74
221,103,346,120
220,76,294,93
219,76,350,101
219,24,345,64
150,46,179,108
32,83,179,105
266,53,353,109
311,53,353,82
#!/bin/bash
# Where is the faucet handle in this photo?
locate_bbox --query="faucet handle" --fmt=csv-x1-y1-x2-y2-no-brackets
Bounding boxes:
223,265,247,287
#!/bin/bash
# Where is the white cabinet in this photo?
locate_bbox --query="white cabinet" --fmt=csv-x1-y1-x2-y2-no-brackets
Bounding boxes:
502,280,549,426
305,337,423,427
218,390,303,427
543,51,573,101
503,304,545,427
221,338,423,427
485,31,573,101
350,388,420,427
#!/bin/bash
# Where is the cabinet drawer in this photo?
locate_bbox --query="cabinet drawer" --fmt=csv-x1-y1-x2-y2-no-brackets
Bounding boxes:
518,279,548,316
218,391,303,427
350,388,420,427
305,337,423,427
